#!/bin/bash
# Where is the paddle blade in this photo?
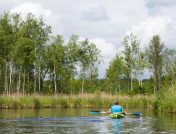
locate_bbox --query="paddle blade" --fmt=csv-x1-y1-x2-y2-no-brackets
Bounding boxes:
89,111,101,114
131,112,142,116
89,111,107,114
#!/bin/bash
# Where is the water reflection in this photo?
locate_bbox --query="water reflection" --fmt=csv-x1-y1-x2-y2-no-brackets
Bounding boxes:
110,118,123,134
0,108,176,133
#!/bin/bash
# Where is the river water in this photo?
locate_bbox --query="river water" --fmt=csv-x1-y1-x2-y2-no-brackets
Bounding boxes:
0,108,176,133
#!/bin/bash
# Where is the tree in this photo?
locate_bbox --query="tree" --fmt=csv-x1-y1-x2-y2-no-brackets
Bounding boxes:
122,33,140,91
147,35,164,92
78,39,101,93
12,13,51,94
47,35,65,94
65,34,79,80
106,55,126,94
162,49,176,86
13,37,35,94
29,14,51,93
0,12,23,95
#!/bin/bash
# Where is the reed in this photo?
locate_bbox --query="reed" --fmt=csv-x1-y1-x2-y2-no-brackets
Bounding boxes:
119,94,155,108
0,93,154,109
154,85,176,113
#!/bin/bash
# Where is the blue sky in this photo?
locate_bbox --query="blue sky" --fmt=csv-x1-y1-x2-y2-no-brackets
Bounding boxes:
0,0,176,78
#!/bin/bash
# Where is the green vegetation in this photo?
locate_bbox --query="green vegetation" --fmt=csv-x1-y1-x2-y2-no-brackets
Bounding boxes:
0,93,154,109
1,11,175,96
0,12,176,112
154,85,176,113
147,35,164,92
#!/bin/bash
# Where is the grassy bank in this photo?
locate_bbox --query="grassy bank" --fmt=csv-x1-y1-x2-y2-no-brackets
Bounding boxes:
0,93,154,109
154,85,176,113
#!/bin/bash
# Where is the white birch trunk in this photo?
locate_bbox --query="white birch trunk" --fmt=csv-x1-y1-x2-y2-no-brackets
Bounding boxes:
23,71,25,95
34,62,36,93
81,71,85,94
38,65,41,93
131,73,133,91
118,83,121,93
9,62,12,95
17,71,21,95
81,79,84,94
4,62,8,95
54,66,57,94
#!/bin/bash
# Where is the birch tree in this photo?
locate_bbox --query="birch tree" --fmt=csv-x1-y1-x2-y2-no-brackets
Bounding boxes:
78,39,101,93
147,35,164,92
106,55,126,94
47,35,64,94
122,33,140,91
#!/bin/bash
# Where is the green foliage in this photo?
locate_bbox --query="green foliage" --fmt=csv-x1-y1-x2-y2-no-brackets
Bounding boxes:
0,12,102,95
147,35,165,92
122,33,142,91
58,97,69,108
33,98,41,108
130,81,153,95
154,85,176,112
0,11,175,102
106,55,127,93
78,39,101,93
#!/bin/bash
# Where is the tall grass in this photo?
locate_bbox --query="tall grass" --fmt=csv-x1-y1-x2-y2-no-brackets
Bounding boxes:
0,93,154,109
153,85,176,113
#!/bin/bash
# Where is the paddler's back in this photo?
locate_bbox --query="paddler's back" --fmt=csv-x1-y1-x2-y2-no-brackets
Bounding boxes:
111,105,122,113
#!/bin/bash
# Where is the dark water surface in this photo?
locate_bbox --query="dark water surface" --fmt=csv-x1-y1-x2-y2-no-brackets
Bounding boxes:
0,108,176,133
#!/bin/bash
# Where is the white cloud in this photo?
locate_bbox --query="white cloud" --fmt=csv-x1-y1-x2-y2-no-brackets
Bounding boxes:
10,2,52,18
82,6,110,21
126,16,176,48
10,2,63,34
146,0,176,8
90,38,117,78
91,38,116,59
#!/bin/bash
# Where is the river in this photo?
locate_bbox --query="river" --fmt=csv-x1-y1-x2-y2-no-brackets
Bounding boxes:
0,108,176,133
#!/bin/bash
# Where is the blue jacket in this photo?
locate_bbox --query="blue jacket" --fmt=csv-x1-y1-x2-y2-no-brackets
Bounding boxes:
111,105,122,113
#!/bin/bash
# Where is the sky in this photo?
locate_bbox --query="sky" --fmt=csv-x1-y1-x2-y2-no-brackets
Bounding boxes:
0,0,176,78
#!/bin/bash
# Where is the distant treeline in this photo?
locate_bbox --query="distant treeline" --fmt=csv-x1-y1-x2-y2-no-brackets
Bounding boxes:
0,12,176,95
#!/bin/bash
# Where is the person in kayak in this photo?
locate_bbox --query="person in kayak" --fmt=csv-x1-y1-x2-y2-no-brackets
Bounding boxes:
109,100,123,113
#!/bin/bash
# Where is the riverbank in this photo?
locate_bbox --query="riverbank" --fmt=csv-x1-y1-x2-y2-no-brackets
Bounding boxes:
0,93,154,109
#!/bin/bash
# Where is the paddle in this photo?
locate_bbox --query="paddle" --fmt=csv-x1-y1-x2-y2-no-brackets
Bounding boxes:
89,111,108,114
125,112,142,116
89,111,142,116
